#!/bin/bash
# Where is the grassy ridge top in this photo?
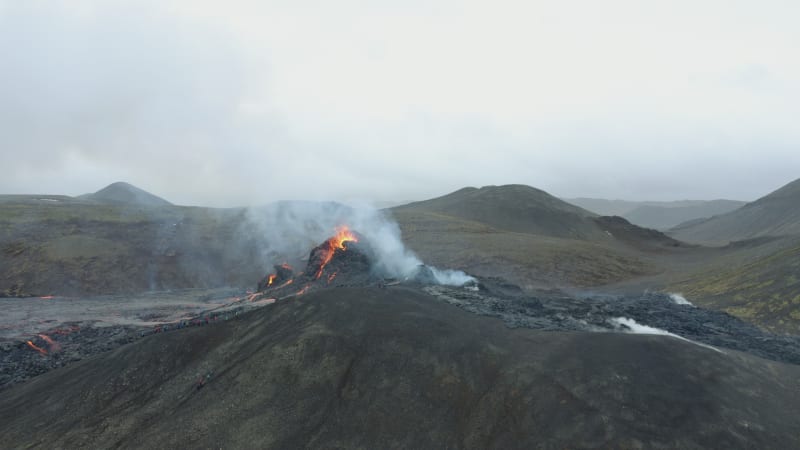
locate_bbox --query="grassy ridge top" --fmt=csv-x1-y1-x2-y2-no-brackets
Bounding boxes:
394,185,605,240
0,201,265,297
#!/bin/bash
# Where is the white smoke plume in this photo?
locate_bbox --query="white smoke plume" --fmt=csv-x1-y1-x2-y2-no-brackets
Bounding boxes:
668,293,694,306
609,317,723,353
241,201,474,286
428,267,476,286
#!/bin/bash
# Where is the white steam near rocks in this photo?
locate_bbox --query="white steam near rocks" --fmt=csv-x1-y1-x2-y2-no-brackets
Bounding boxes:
668,293,694,306
609,317,722,353
242,201,474,286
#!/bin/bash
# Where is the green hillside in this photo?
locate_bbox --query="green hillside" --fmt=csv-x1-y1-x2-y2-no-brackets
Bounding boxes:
671,236,800,334
671,178,800,244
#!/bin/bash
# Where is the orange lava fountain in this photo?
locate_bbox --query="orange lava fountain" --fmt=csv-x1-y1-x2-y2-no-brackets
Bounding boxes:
314,226,358,279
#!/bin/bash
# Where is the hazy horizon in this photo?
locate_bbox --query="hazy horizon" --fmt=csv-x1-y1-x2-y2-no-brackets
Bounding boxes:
0,179,770,209
2,1,799,206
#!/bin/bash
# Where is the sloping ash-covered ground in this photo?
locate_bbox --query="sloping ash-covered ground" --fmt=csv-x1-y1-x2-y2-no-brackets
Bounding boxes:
1,286,799,449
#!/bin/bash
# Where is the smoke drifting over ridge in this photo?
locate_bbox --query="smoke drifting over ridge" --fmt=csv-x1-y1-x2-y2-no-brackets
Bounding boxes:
243,202,473,286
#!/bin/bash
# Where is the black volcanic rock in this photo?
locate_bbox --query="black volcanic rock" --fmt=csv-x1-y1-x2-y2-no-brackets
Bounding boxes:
1,287,798,448
258,230,380,298
257,263,296,291
304,238,372,282
408,264,438,284
425,283,800,366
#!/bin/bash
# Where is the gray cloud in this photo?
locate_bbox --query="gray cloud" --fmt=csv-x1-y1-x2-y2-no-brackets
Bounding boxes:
2,0,799,205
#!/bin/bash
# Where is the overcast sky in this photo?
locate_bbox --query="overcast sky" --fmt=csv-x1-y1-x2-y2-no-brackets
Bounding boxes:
2,0,799,206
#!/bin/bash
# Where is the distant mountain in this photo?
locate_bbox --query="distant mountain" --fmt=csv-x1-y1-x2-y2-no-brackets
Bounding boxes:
389,185,684,291
566,198,718,216
670,178,800,244
80,182,172,207
394,185,685,247
395,185,603,240
565,198,647,216
566,198,745,230
624,200,745,230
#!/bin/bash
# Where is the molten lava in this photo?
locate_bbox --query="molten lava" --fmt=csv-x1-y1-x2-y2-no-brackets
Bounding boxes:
38,334,61,352
314,226,358,279
26,341,47,355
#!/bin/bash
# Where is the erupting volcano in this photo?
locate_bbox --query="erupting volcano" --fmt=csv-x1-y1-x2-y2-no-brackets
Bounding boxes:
254,224,476,301
256,226,375,298
310,226,358,279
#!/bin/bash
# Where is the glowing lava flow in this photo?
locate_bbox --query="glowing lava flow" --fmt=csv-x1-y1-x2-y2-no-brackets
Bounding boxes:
315,226,358,279
38,334,61,352
26,341,47,355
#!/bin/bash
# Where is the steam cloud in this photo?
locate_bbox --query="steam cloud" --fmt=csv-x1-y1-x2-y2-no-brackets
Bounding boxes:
242,201,474,286
609,317,722,353
668,293,694,306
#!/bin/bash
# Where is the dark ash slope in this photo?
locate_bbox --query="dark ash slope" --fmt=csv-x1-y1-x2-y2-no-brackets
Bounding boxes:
1,287,799,449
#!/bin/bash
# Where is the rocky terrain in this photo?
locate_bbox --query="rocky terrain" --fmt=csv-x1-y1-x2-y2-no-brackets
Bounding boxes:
426,281,800,365
2,181,800,448
0,288,270,390
1,286,799,449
